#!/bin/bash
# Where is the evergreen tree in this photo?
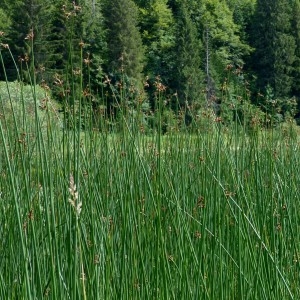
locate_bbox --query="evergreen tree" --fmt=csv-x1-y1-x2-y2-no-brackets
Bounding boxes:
250,0,296,98
3,0,53,81
136,0,176,109
172,1,204,107
0,6,12,79
81,0,107,92
225,0,256,43
46,1,85,102
44,0,68,81
101,0,146,121
291,0,300,97
103,0,144,85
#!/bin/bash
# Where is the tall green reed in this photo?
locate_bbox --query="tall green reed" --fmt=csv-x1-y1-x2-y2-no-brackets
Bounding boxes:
1,28,300,300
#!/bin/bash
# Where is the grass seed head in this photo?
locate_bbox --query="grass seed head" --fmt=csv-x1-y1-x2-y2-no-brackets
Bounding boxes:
68,174,82,218
25,29,34,41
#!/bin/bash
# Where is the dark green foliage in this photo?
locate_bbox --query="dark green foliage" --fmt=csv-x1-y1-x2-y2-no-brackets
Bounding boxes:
175,0,252,111
2,0,52,81
291,0,300,98
45,1,68,74
101,0,147,121
250,0,296,98
226,0,256,42
46,1,84,102
138,0,175,82
172,1,204,107
0,7,11,32
103,0,144,84
81,0,107,93
2,0,300,128
136,0,176,110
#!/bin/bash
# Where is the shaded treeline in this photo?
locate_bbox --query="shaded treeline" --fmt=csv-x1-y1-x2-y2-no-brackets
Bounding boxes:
1,0,300,128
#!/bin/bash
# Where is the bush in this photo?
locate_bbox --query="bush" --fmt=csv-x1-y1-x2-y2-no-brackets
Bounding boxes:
0,80,61,133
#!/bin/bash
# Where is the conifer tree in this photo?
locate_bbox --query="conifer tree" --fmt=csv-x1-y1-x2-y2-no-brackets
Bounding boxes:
225,0,256,43
251,0,296,98
103,0,144,85
291,0,300,97
3,0,53,81
101,0,146,121
81,0,107,92
172,1,204,107
44,0,68,80
45,1,85,103
136,0,175,109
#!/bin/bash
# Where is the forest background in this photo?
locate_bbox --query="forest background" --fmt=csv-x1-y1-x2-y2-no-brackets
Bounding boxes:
0,0,300,131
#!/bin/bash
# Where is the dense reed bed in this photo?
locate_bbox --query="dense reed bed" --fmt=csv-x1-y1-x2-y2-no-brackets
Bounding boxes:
0,76,300,300
0,34,300,298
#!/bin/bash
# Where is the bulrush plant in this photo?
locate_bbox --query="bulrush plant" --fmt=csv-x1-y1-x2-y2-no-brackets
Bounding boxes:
1,25,300,300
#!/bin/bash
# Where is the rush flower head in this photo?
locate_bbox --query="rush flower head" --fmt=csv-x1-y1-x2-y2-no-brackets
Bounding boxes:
83,53,91,65
79,40,85,48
